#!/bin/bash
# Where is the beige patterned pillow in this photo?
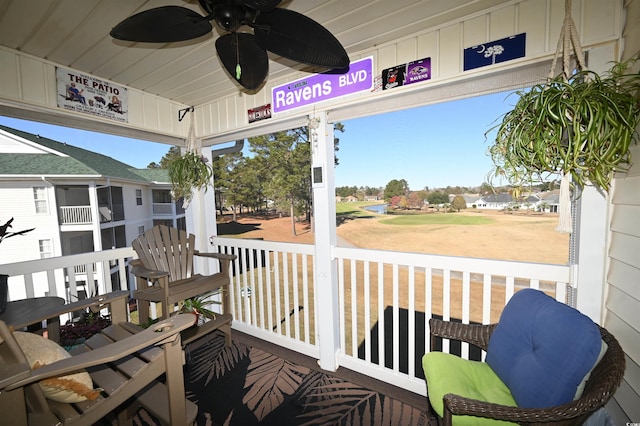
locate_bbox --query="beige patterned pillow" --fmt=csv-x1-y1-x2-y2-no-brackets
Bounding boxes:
13,331,100,403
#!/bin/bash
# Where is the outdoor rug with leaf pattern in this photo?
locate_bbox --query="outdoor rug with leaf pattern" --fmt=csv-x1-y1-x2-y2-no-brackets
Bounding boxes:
135,330,435,425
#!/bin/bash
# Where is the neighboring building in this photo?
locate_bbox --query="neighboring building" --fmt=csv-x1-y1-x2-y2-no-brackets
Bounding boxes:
536,190,561,213
449,193,480,208
473,193,517,210
473,192,560,212
0,125,184,300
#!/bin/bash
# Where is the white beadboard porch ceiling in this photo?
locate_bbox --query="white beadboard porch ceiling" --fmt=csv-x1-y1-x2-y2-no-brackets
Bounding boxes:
0,0,512,108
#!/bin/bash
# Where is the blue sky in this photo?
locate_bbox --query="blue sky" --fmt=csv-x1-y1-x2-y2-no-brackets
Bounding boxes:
0,90,516,190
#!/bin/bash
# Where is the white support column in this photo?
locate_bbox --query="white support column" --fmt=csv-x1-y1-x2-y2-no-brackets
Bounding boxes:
88,182,106,296
311,111,340,371
574,185,608,323
186,147,219,275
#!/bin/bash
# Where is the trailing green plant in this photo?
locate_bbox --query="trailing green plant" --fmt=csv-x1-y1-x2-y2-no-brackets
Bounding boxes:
168,150,214,204
486,59,640,194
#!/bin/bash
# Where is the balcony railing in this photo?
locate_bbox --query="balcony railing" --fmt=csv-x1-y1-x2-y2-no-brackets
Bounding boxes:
2,240,571,397
59,206,92,224
152,203,174,215
214,238,572,395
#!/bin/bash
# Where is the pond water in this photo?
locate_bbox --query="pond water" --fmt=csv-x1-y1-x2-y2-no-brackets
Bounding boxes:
363,204,388,214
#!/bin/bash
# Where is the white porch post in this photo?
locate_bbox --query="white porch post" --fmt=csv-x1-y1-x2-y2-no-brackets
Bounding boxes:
311,111,340,371
573,186,607,323
186,147,219,275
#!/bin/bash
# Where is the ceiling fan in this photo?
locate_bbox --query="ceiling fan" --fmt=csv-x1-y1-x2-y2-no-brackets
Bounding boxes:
110,0,350,91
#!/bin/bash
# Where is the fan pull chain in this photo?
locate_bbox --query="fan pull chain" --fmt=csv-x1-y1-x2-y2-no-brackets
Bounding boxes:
235,33,242,80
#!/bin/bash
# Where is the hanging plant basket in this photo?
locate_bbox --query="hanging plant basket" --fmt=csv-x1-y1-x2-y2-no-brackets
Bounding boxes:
487,60,640,194
168,150,213,204
168,109,214,205
487,0,640,233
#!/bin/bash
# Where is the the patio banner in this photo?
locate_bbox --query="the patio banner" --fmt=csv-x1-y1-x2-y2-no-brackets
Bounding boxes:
56,67,128,123
272,57,373,114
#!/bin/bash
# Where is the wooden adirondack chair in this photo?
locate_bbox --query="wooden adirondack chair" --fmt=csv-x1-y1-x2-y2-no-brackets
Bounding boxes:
0,291,198,425
131,225,236,346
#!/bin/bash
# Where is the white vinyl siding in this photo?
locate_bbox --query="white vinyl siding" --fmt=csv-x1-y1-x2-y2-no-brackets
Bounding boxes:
604,1,640,423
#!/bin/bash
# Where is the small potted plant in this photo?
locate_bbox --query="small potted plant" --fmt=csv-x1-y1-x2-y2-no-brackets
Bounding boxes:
0,218,35,314
180,293,218,325
59,309,112,349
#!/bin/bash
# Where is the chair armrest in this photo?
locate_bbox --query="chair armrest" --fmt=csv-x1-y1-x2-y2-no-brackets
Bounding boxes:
429,318,496,351
130,259,169,280
3,314,196,391
194,251,237,261
443,393,591,424
11,291,130,327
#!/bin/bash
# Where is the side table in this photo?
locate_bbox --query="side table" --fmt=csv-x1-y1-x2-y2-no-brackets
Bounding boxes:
0,296,66,342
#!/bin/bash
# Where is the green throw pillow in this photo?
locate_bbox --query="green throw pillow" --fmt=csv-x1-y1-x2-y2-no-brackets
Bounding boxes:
423,352,517,426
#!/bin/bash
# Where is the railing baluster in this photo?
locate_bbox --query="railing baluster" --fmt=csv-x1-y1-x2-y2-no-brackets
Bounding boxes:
363,260,371,363
350,259,357,357
302,254,310,344
377,262,385,370
392,264,399,373
292,253,300,341
265,249,273,332
408,265,415,378
273,251,281,334
282,252,290,338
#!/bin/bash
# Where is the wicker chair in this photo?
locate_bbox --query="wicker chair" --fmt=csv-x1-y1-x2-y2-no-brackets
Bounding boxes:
427,317,625,425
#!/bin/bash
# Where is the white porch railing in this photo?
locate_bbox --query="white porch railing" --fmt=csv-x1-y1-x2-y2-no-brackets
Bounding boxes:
59,205,92,224
1,241,571,397
2,247,135,303
333,247,571,395
213,238,572,396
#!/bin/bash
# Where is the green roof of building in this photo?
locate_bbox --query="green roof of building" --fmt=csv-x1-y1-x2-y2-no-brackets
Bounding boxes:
0,124,169,183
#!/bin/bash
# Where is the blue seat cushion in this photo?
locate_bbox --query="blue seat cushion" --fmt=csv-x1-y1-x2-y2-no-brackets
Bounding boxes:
485,289,602,408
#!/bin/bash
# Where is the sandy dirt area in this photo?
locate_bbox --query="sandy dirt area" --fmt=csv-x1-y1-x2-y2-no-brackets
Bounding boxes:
217,209,569,265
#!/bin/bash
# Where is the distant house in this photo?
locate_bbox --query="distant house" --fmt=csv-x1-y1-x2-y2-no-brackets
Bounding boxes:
474,193,516,210
473,192,561,211
0,125,185,300
536,190,560,213
344,195,359,202
449,193,480,208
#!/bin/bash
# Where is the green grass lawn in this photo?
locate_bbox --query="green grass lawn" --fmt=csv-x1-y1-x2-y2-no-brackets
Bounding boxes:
380,214,493,226
336,201,383,217
336,202,493,226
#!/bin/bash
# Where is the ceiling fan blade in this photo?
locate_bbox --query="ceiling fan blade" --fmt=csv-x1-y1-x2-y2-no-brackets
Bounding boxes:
238,0,283,11
216,33,269,91
110,6,212,42
254,8,349,69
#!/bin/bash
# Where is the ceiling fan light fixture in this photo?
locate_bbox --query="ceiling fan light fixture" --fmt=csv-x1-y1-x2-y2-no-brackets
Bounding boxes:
110,0,349,90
